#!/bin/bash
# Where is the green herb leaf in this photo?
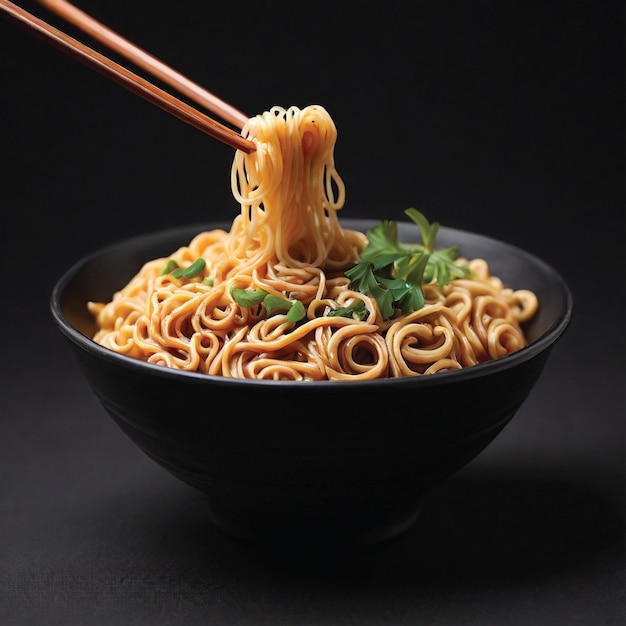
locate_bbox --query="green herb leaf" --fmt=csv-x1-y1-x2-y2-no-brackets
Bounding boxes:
345,262,397,319
344,209,471,320
326,299,368,320
378,276,425,314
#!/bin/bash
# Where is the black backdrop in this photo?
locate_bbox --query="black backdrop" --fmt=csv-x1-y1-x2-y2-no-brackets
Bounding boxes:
1,1,624,625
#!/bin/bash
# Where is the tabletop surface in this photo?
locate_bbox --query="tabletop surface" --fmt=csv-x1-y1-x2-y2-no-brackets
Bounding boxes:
1,1,624,624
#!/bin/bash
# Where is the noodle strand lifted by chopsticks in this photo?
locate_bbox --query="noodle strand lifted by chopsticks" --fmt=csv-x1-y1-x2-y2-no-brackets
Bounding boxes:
88,105,538,381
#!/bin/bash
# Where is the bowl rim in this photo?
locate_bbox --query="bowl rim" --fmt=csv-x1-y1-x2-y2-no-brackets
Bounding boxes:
50,219,573,389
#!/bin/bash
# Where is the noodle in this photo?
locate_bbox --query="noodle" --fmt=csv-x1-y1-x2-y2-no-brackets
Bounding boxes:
88,105,538,380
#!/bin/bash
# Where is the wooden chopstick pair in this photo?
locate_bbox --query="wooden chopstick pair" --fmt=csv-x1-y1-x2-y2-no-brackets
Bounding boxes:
0,0,256,153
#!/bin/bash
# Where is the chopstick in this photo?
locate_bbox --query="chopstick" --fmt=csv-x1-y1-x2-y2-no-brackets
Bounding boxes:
0,0,255,153
36,0,249,130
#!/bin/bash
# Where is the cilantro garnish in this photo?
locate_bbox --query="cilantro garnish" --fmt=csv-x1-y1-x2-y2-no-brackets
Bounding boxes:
345,208,471,320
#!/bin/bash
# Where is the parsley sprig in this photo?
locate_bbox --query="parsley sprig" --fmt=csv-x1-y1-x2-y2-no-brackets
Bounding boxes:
345,208,471,320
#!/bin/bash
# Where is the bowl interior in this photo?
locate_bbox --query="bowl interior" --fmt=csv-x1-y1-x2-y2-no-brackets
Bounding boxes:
53,218,572,369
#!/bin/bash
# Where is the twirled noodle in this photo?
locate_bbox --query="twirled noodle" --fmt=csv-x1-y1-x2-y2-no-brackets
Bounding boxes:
88,105,538,381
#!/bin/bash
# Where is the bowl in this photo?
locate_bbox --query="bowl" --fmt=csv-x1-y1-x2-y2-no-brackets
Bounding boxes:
50,219,572,544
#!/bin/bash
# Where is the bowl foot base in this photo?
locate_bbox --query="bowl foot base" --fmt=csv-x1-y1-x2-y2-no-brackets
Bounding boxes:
204,496,424,545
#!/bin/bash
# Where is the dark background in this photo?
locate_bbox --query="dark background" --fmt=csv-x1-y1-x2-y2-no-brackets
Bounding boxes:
1,1,624,624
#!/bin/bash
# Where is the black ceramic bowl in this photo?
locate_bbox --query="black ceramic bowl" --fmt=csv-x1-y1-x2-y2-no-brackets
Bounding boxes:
51,219,572,543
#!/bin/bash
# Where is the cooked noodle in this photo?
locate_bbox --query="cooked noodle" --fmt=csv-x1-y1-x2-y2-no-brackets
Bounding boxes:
88,105,538,380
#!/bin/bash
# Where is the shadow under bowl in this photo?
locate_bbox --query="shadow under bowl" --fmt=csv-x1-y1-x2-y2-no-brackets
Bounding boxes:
50,219,572,544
